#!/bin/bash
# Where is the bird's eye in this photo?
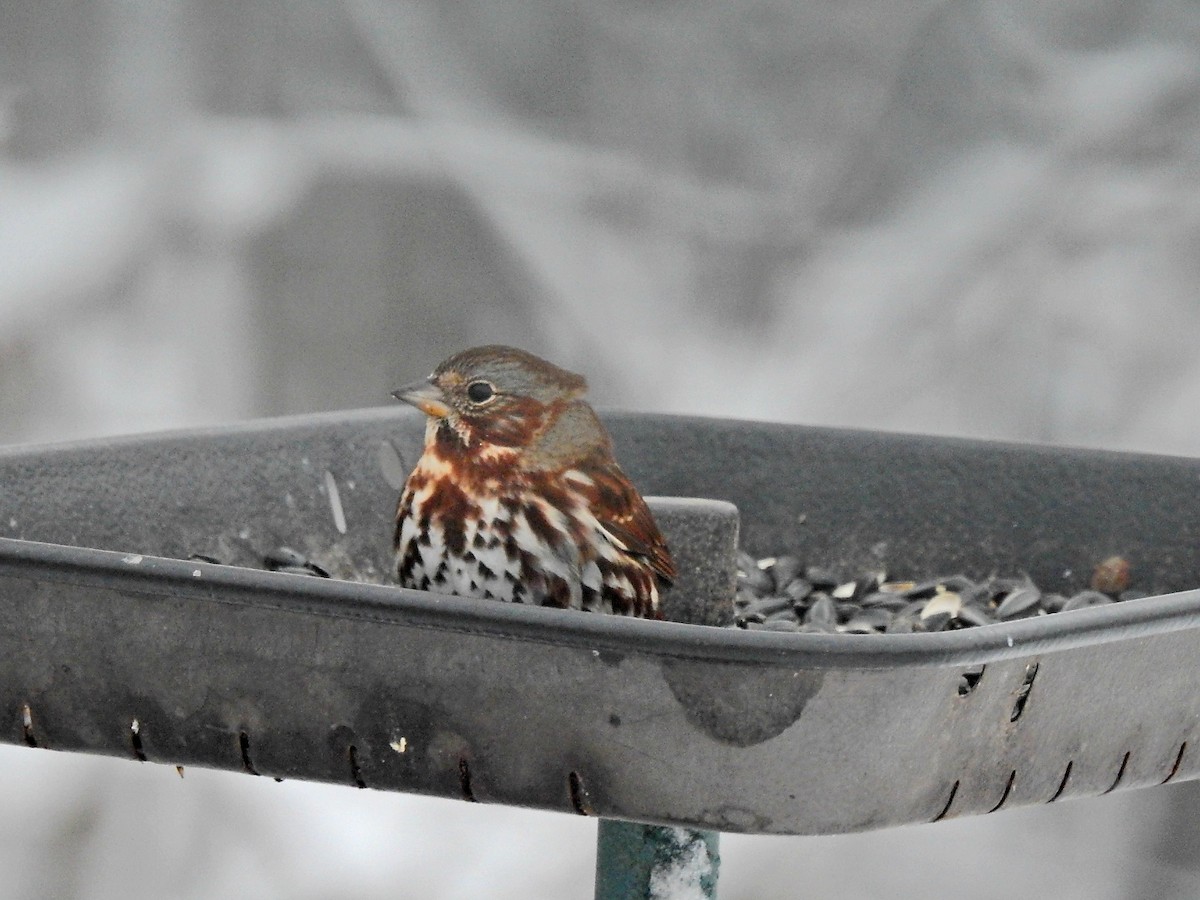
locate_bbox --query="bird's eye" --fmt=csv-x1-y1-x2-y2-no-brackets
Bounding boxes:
466,380,495,404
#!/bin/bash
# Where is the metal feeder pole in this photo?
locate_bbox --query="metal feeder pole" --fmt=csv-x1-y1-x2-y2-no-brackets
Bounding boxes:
596,821,720,899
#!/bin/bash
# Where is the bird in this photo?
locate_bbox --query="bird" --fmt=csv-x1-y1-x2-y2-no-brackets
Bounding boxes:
391,345,674,618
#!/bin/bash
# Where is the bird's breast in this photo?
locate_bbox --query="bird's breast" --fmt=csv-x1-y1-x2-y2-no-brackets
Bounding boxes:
395,447,659,615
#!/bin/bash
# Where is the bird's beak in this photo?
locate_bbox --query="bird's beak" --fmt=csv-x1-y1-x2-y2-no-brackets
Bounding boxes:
392,379,452,418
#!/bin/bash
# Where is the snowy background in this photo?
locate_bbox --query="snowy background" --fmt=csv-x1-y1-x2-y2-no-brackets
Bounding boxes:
4,1,1200,896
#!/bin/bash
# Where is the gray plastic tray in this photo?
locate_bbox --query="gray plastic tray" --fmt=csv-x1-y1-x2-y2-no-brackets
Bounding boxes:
1,408,1199,835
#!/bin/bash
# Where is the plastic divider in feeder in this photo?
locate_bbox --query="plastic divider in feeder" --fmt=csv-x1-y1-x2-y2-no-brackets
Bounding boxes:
645,497,739,627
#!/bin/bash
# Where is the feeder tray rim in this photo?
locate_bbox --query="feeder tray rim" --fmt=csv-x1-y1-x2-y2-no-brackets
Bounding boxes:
3,536,1198,671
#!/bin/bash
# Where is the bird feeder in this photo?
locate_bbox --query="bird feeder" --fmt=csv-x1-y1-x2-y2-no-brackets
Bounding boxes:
3,410,1200,896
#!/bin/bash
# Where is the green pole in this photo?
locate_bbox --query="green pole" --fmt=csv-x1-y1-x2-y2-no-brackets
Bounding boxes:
595,819,720,899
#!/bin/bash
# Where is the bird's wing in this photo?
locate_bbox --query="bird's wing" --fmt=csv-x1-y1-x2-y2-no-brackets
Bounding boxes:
580,456,677,584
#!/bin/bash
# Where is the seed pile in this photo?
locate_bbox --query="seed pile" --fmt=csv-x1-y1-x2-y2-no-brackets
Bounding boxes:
734,552,1145,634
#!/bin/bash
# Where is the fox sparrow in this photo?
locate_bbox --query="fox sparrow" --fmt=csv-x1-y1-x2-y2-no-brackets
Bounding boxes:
392,345,675,618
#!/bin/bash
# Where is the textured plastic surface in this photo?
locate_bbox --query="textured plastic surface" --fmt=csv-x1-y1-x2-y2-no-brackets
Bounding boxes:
2,409,1200,835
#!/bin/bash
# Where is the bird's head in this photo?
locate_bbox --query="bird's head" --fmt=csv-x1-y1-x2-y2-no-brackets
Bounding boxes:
393,345,590,453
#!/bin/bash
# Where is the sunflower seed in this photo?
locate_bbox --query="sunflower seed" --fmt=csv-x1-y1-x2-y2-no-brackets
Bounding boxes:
957,604,995,627
960,582,992,606
805,567,838,589
274,565,319,577
856,571,887,596
1062,590,1113,611
902,580,943,600
835,602,863,623
738,564,773,594
832,581,857,600
984,576,1024,598
746,595,794,618
785,578,814,602
860,592,907,611
921,591,963,620
939,574,976,593
768,555,804,592
848,607,893,628
1040,593,1067,612
805,594,837,627
995,586,1041,619
841,618,882,634
264,546,308,570
766,607,800,622
919,611,953,632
